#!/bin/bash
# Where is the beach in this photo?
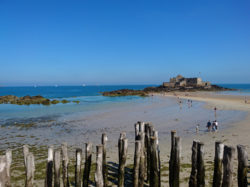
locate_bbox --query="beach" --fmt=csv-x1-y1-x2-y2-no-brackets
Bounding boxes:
0,89,249,186
157,91,250,186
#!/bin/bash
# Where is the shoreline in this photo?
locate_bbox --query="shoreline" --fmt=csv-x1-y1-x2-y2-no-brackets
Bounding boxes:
1,91,250,186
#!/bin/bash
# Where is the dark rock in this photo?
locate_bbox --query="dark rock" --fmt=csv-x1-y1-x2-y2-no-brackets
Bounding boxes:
0,95,70,105
102,84,235,97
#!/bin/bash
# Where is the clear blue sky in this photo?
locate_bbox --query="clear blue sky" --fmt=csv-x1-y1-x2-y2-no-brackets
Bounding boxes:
0,0,250,86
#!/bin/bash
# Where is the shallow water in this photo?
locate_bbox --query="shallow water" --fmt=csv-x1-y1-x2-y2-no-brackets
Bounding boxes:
0,96,246,152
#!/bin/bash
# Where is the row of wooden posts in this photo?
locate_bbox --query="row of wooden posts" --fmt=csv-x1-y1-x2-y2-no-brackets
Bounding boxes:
0,121,249,187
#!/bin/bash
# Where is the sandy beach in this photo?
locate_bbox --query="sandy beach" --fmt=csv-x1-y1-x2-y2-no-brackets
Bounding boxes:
156,91,250,186
1,91,250,186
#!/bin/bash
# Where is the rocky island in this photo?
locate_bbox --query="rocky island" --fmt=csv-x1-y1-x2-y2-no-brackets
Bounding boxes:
0,95,80,105
102,75,235,97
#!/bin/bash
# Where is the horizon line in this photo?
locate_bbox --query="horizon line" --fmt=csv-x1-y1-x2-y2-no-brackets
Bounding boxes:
1,83,250,87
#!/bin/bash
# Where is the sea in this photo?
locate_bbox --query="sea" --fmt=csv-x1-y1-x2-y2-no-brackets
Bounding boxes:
0,84,249,122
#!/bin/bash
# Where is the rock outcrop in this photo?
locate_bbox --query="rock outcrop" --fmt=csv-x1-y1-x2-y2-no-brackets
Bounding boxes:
102,85,235,97
0,95,80,105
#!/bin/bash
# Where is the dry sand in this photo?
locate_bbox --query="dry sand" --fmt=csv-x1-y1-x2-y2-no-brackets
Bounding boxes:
156,91,250,186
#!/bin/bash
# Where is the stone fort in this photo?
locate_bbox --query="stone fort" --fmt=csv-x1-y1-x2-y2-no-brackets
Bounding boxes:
163,75,211,88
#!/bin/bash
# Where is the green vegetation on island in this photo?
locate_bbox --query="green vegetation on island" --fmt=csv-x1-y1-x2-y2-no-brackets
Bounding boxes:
0,95,80,105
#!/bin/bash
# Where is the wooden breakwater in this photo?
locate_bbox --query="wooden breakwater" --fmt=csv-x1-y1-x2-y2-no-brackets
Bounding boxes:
0,121,248,187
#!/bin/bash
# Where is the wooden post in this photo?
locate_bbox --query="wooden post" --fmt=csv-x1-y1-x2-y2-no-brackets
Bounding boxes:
173,136,181,187
25,153,35,187
23,145,29,168
222,146,235,187
135,122,139,140
153,130,161,186
169,130,176,187
133,141,141,187
61,143,69,187
237,145,248,187
54,150,61,187
213,141,224,187
118,135,128,187
145,123,150,182
45,146,53,187
95,145,104,187
137,132,145,187
5,149,12,187
83,142,92,187
146,123,154,182
139,121,145,133
0,156,8,187
150,136,160,187
102,133,108,187
118,132,126,162
189,140,199,187
197,142,205,187
75,148,82,187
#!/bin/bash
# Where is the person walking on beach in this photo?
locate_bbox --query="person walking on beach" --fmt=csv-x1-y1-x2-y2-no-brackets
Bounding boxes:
179,99,182,110
245,96,247,104
214,120,218,130
212,120,218,132
207,120,212,132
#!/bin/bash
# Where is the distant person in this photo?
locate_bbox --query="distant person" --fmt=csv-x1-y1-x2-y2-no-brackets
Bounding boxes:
179,100,182,110
212,120,218,131
245,97,247,104
207,120,212,131
214,120,218,130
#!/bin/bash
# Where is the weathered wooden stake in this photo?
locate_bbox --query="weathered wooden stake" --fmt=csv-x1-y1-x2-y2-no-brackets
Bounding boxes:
83,142,92,187
75,148,82,187
197,142,205,187
135,122,139,140
25,153,35,187
153,130,161,186
118,132,126,162
95,145,104,187
118,135,128,187
150,136,160,187
133,141,141,187
169,130,176,187
212,141,224,187
172,136,181,187
146,123,154,182
237,144,248,187
54,150,61,187
102,133,108,187
145,123,150,182
5,149,12,187
23,145,29,168
137,132,145,187
189,140,199,187
222,146,235,187
61,143,69,187
139,121,145,133
0,156,8,187
45,146,53,187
